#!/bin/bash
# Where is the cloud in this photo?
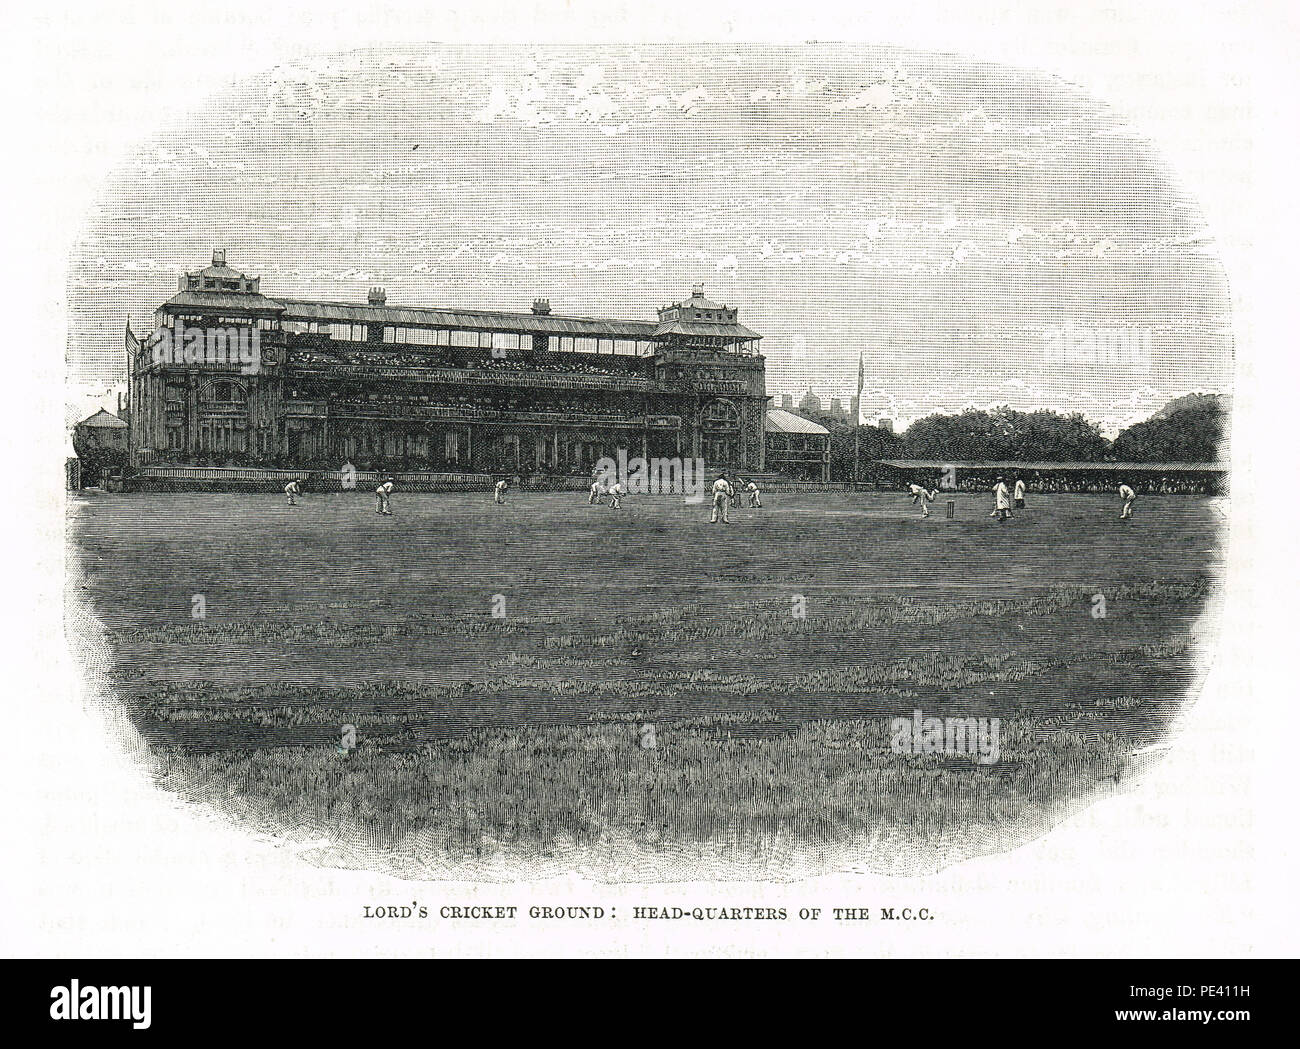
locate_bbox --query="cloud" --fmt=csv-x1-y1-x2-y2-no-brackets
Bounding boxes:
471,85,512,125
487,253,538,270
829,82,899,112
938,240,990,272
472,81,555,127
567,65,620,124
675,87,710,117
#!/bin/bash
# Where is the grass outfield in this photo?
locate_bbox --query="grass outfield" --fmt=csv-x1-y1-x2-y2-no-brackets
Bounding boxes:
67,489,1225,876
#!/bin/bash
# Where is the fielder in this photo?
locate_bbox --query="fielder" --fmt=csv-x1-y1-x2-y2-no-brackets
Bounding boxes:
284,478,302,506
1119,482,1136,519
494,478,509,504
1013,476,1027,510
589,479,607,504
745,479,762,508
375,477,395,515
607,480,626,509
710,475,734,524
991,476,1012,522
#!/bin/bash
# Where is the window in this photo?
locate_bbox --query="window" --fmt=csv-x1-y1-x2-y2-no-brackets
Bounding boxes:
702,399,739,429
450,330,479,348
391,327,445,346
198,419,246,453
201,380,247,406
329,323,366,341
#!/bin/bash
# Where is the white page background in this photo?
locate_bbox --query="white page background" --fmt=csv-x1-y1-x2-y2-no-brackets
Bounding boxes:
2,0,1295,958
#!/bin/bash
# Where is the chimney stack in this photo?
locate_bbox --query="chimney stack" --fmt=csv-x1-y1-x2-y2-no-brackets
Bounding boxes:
368,287,387,306
532,298,551,315
212,249,226,267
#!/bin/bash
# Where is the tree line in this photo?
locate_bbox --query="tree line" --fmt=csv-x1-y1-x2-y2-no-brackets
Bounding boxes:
803,394,1227,482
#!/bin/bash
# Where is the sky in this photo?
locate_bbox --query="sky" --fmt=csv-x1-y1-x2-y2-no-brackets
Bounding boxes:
66,43,1232,436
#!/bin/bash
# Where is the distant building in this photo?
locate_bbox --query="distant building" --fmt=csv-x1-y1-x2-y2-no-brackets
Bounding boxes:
877,417,894,433
72,409,129,486
73,409,128,452
798,388,823,415
765,409,830,481
780,393,794,410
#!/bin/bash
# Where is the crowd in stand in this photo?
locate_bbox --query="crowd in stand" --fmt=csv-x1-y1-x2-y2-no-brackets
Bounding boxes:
289,345,639,378
475,356,634,377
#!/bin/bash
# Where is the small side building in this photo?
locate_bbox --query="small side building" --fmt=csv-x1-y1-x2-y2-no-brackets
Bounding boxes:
72,409,129,486
764,409,830,481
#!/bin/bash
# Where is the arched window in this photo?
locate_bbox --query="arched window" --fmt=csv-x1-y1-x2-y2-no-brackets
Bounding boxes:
701,399,739,429
201,380,247,406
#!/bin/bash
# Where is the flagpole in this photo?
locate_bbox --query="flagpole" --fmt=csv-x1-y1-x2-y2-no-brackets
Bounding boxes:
125,319,133,465
853,352,864,485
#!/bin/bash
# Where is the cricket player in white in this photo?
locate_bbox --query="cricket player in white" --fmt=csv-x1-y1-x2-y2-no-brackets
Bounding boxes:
1013,477,1027,509
991,476,1012,521
607,480,626,509
908,482,929,506
1119,482,1136,519
589,479,606,504
917,487,938,517
494,479,509,504
745,479,762,508
710,475,734,524
284,478,301,506
375,478,394,515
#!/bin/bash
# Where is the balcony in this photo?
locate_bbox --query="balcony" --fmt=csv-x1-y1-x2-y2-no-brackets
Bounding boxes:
326,403,679,428
286,355,666,393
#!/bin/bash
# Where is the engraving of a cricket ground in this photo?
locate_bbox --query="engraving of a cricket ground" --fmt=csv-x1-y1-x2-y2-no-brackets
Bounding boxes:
65,45,1230,881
